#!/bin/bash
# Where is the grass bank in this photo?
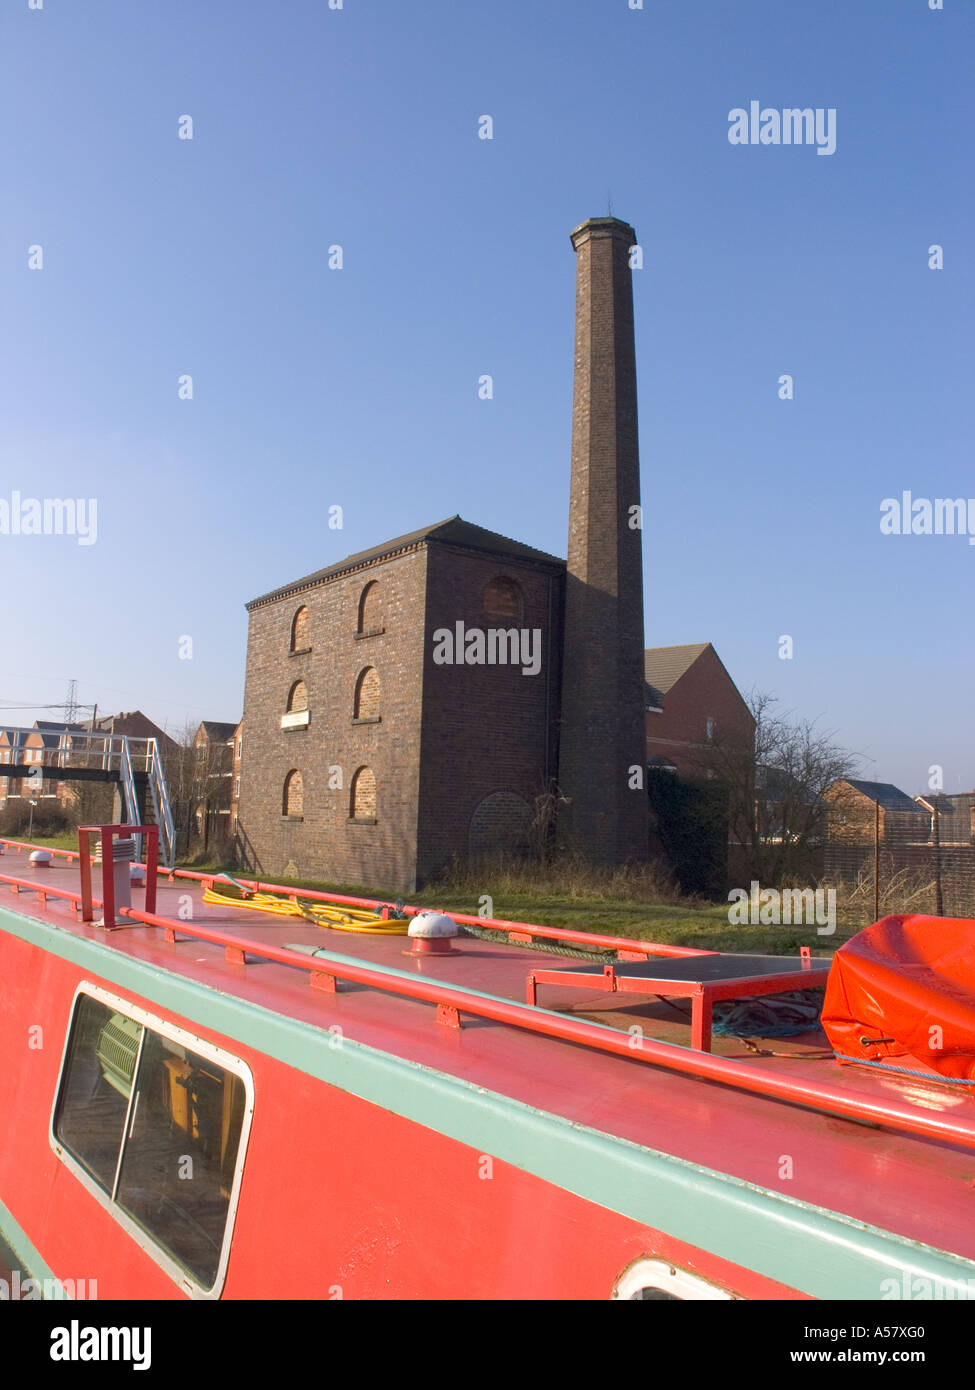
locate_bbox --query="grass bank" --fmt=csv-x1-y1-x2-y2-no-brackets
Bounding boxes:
8,837,873,955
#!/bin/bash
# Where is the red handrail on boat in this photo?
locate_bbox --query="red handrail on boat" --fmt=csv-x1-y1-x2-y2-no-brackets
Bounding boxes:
0,837,87,863
8,840,971,1158
191,869,715,959
0,836,714,960
99,900,975,1157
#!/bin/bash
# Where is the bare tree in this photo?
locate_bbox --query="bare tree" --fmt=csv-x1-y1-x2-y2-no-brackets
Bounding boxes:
700,691,861,884
161,721,205,859
529,778,570,865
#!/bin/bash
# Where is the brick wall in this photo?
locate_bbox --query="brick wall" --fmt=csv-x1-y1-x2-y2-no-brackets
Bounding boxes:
230,721,243,829
823,783,930,846
415,544,563,882
239,537,565,891
237,546,427,893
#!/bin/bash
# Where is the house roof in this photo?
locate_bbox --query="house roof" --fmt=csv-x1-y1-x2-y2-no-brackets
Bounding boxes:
35,721,85,732
756,764,824,806
916,793,975,814
199,721,238,743
644,643,711,705
33,720,86,749
87,711,179,748
91,711,145,730
247,516,565,609
842,780,922,813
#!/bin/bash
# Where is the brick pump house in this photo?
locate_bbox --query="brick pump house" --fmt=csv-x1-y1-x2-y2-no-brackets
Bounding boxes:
238,218,660,891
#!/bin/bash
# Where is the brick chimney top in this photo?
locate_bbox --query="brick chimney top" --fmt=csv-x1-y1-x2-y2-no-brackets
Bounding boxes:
569,216,636,248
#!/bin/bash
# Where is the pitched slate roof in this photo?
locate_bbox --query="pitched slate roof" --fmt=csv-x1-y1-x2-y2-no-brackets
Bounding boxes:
247,516,565,609
643,643,711,706
916,793,975,814
199,721,238,743
843,780,922,813
34,720,86,748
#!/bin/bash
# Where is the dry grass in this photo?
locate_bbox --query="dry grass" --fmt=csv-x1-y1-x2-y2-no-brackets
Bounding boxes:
825,867,947,929
12,836,961,956
426,851,687,906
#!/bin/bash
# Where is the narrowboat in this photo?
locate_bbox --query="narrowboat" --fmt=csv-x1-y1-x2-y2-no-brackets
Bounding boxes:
2,825,975,1302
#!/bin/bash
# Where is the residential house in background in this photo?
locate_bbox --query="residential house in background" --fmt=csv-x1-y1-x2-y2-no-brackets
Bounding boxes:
231,721,243,836
0,729,28,805
192,720,240,848
644,643,754,775
824,779,930,845
916,793,975,845
32,723,88,808
0,723,87,809
641,644,754,897
86,709,179,755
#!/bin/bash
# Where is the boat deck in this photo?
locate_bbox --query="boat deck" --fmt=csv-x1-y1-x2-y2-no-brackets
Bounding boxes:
4,845,975,1270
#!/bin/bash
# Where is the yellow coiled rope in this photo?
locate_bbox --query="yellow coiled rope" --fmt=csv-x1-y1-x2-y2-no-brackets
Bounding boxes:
202,880,410,934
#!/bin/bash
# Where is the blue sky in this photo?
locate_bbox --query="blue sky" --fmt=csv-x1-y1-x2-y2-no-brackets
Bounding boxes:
1,0,972,793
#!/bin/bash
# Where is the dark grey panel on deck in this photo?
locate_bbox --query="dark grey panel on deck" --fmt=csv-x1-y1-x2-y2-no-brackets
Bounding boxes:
559,956,828,984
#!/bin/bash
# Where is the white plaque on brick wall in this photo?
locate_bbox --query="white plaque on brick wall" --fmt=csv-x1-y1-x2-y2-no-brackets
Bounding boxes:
280,710,310,729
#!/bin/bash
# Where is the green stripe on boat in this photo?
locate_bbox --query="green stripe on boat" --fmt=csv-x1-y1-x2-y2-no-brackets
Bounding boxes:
3,902,974,1300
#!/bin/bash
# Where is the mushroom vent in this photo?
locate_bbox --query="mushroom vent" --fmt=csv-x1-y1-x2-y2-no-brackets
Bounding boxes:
406,910,458,956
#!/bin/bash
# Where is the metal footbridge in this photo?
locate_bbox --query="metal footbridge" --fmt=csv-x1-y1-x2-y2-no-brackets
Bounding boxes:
0,727,176,868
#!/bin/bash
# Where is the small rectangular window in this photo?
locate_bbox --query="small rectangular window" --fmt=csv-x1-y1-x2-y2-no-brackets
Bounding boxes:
52,987,253,1297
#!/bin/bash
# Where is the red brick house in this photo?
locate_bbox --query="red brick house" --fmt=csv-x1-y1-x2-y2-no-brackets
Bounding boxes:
0,723,87,810
644,643,754,776
915,793,975,845
0,729,31,804
824,780,930,845
192,721,239,847
87,710,179,755
230,721,243,835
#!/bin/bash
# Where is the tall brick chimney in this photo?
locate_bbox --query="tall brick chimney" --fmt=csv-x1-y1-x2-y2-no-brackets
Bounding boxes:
558,216,648,862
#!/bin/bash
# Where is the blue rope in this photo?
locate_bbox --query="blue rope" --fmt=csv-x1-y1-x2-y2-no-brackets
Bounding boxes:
833,1053,975,1087
212,871,253,894
711,989,825,1039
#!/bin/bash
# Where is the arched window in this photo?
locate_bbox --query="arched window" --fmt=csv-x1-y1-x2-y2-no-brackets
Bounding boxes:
287,680,308,713
469,789,532,856
350,766,377,821
283,770,303,818
482,576,523,620
353,667,380,721
290,606,310,652
357,581,382,635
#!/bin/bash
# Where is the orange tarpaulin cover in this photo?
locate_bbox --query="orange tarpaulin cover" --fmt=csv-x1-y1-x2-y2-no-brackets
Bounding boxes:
821,914,975,1081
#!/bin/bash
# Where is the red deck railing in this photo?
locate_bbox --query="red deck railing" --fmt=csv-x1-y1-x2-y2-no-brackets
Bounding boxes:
0,836,713,960
3,835,975,1154
112,903,975,1155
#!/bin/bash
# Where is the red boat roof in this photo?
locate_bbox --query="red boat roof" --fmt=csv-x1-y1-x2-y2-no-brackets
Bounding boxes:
3,844,975,1267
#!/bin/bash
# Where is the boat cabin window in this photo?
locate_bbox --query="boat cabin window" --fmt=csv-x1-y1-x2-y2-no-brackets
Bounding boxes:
52,988,253,1298
612,1258,736,1301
